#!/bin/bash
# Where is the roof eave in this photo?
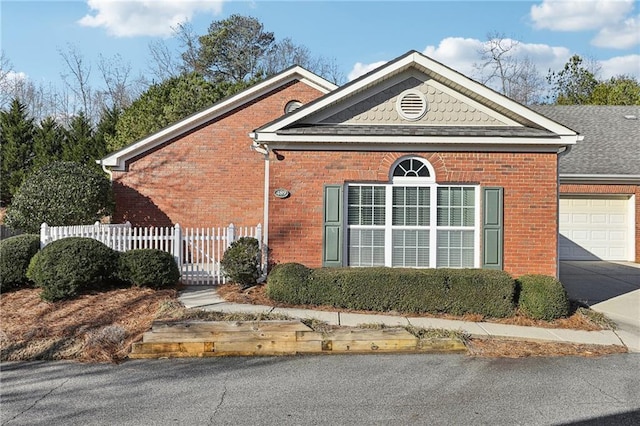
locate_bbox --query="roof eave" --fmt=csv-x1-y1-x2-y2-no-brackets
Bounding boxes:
100,66,336,171
560,174,640,184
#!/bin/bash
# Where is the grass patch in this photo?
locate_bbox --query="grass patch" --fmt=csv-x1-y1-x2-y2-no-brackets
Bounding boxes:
576,307,617,330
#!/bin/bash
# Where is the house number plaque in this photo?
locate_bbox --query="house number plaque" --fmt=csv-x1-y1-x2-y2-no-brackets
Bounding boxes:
274,188,290,199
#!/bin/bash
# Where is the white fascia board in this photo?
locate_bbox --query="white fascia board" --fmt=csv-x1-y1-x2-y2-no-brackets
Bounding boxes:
101,67,335,171
256,133,578,146
560,174,640,184
264,141,570,154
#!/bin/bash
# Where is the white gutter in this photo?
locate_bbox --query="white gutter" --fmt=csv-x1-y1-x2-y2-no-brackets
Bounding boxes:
97,159,113,181
559,174,640,184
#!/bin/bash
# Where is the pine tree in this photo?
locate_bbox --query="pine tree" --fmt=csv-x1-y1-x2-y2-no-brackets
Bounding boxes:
0,99,35,205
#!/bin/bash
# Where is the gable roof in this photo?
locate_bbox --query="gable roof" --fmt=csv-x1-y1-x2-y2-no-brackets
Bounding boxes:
100,66,337,171
532,105,640,181
252,51,579,150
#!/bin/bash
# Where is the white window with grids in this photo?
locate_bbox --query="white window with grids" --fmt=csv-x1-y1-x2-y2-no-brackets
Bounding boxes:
346,157,479,268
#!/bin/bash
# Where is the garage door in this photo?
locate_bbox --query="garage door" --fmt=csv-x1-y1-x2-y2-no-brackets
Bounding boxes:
559,197,632,261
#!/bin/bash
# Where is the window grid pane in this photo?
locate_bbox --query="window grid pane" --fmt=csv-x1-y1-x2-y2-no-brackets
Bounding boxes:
392,229,430,267
348,185,386,225
436,230,475,268
392,186,430,226
437,187,475,227
349,229,385,267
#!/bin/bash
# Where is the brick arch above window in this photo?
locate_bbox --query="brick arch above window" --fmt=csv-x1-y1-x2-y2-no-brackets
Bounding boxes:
377,153,447,182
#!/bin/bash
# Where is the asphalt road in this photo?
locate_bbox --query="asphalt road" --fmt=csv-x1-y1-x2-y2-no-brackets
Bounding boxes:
2,354,639,426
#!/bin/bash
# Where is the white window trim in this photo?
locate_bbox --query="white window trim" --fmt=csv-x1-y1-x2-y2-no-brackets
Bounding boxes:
345,182,480,268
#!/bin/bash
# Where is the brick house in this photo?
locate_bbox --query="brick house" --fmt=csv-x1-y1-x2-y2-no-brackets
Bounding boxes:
101,51,637,279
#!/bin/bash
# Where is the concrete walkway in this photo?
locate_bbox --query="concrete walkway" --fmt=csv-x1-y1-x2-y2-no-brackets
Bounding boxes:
178,286,630,351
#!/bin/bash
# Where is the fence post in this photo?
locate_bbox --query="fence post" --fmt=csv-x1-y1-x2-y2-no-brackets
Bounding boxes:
173,223,183,267
226,223,235,248
40,223,48,249
255,223,262,247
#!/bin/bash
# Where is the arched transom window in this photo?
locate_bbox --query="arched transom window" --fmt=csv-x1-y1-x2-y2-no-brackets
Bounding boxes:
392,158,430,178
346,157,478,269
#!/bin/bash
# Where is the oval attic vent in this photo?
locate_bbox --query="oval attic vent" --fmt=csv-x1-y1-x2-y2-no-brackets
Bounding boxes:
396,89,427,121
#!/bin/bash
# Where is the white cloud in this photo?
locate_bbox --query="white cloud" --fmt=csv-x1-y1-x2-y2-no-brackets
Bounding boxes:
593,14,640,49
423,37,484,76
78,0,224,37
347,61,388,81
424,37,571,77
530,0,634,31
600,54,640,79
346,37,574,87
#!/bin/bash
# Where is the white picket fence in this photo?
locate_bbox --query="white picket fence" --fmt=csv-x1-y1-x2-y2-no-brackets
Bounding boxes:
40,222,262,285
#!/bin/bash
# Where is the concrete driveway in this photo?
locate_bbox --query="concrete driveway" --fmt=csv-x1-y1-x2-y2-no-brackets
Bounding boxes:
560,261,640,352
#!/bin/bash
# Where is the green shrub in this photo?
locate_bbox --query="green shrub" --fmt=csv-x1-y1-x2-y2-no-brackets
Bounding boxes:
220,237,261,288
27,237,119,302
266,265,516,318
4,161,114,233
0,234,40,291
119,249,180,288
265,263,314,303
517,274,570,320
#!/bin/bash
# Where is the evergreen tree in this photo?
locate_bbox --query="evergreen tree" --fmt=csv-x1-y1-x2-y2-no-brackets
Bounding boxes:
62,112,105,165
33,116,65,170
0,99,35,205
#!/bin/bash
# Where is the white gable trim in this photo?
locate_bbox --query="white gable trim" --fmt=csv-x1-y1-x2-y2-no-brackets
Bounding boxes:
100,67,337,171
256,51,578,138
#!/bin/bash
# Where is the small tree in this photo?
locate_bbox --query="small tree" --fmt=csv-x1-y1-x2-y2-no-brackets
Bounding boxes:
4,161,114,233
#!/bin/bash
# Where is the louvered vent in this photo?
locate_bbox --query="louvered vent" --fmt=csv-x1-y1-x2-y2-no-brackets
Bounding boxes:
396,90,427,121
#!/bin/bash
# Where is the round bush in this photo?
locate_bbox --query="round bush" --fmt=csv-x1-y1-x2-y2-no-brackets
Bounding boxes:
27,237,119,302
0,234,40,291
517,274,570,320
4,161,114,234
220,237,261,288
265,263,313,303
119,249,180,288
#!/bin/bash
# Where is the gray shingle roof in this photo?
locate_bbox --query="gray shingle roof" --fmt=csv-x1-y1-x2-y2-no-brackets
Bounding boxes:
278,125,557,138
530,105,640,176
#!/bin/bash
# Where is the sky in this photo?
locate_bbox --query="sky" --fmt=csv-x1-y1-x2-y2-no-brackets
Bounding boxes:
1,0,639,96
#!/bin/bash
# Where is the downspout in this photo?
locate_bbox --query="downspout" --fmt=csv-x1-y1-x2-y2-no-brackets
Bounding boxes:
555,141,576,279
97,159,113,181
250,137,270,282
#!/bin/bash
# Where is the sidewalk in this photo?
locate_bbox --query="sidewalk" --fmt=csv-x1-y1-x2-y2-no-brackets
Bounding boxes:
178,286,633,351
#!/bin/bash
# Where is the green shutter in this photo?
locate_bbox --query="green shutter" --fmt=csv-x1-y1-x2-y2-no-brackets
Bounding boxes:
482,187,503,270
323,185,343,267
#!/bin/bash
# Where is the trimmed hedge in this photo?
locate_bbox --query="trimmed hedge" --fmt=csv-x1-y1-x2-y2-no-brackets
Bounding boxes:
119,249,180,288
220,237,261,288
27,237,119,302
266,264,516,318
0,234,40,291
517,274,570,320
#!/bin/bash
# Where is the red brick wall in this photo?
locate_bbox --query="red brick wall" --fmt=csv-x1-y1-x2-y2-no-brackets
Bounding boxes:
268,151,559,277
111,81,324,228
560,183,640,263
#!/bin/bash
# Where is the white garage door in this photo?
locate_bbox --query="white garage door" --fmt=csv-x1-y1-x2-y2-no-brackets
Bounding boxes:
559,196,632,261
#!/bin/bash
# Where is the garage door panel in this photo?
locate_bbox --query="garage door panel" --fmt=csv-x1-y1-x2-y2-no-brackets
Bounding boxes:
610,215,625,225
559,197,632,261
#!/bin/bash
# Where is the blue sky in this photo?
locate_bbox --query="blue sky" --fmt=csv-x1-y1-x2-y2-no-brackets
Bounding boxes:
2,0,639,94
